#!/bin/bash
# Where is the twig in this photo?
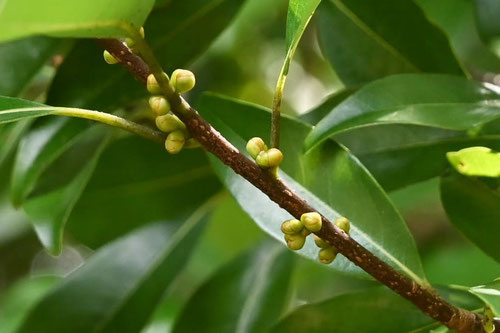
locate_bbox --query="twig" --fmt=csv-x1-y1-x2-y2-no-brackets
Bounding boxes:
96,38,496,333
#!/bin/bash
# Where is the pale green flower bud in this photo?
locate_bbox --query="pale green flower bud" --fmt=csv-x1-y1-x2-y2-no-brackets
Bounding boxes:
147,73,169,95
318,247,337,264
103,50,119,64
184,138,201,149
313,235,330,249
281,219,303,235
334,216,350,234
246,137,267,159
284,233,306,251
165,130,185,154
149,96,170,115
301,212,322,232
256,148,283,168
170,69,196,94
155,113,185,132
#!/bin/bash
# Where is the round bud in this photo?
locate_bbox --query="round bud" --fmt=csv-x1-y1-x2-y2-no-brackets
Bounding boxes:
170,69,196,93
256,148,283,168
103,50,119,64
313,235,330,249
125,37,135,49
149,96,170,115
281,219,303,235
300,228,311,237
147,73,169,95
318,247,337,264
284,233,306,251
301,212,322,232
334,216,350,234
155,114,185,132
184,138,201,149
246,137,267,159
139,27,145,38
165,130,185,154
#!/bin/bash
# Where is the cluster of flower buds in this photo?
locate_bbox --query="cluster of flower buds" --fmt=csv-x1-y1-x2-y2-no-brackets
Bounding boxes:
246,137,283,177
145,71,198,154
313,216,350,264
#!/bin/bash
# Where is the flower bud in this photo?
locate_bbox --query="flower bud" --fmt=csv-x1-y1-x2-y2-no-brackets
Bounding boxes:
301,212,322,232
155,113,185,132
125,28,144,49
300,228,311,237
256,148,283,168
284,233,306,251
147,73,168,95
281,219,303,235
165,130,185,154
184,138,201,149
103,50,119,64
170,69,196,94
334,216,350,234
246,137,267,159
149,96,170,115
318,247,337,264
313,235,330,249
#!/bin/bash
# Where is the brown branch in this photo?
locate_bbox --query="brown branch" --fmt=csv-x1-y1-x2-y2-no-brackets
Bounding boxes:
96,38,495,333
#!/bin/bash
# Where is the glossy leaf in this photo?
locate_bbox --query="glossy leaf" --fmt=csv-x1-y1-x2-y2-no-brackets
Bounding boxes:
469,280,500,316
0,0,154,42
173,242,294,333
447,147,500,177
0,120,32,167
305,74,500,152
198,94,426,283
317,0,463,87
0,36,58,96
47,0,245,110
475,0,500,42
67,136,221,248
416,0,500,76
16,205,212,333
440,172,500,262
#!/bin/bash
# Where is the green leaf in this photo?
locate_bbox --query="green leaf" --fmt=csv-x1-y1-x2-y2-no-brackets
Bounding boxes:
416,0,500,76
474,0,500,42
305,74,500,152
198,94,426,282
0,36,59,96
0,0,154,42
469,280,500,316
286,0,322,51
272,287,481,333
67,136,221,248
16,202,213,333
0,276,59,333
0,120,32,168
173,242,294,333
47,0,245,110
440,172,500,262
317,0,463,87
447,146,500,177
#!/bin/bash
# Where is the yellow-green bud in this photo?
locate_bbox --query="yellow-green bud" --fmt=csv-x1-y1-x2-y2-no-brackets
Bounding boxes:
256,148,283,168
281,219,303,235
170,69,196,93
284,233,306,251
334,216,350,234
184,138,201,149
147,73,168,95
246,137,267,159
155,114,185,132
149,96,170,115
318,247,337,264
301,212,322,232
165,130,185,154
300,228,311,237
103,50,119,64
313,235,330,249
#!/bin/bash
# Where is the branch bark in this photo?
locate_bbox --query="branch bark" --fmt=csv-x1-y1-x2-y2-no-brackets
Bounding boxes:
96,38,496,333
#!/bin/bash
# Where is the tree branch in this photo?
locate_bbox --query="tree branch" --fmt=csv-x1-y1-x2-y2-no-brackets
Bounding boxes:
96,38,495,333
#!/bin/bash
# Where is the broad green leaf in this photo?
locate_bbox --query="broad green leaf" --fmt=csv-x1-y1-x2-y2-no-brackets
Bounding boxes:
0,0,154,43
173,242,294,333
317,0,463,87
272,287,480,333
0,121,32,167
475,0,500,42
0,276,59,333
305,74,500,152
0,36,59,96
416,0,500,77
300,88,355,125
469,280,500,316
198,94,426,283
441,172,500,262
67,136,221,248
47,0,245,110
447,147,500,177
17,203,213,333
